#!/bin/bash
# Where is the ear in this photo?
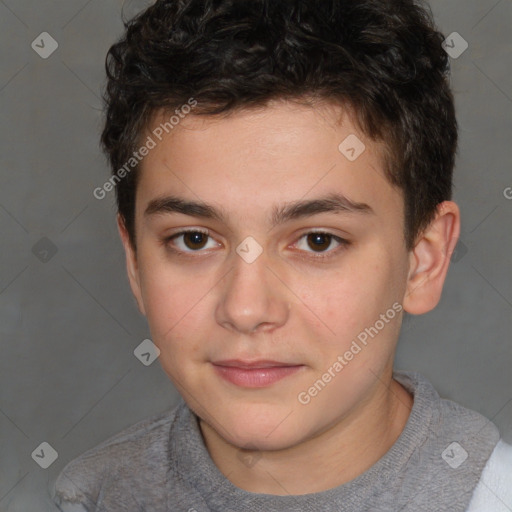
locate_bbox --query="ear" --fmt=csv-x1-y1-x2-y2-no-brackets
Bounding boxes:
403,201,460,315
117,214,146,316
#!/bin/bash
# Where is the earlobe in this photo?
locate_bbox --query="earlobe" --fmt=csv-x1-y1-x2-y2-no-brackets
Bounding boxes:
403,201,460,315
117,214,146,316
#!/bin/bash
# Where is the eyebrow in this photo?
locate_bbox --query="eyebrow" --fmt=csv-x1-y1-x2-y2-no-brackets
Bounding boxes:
144,192,374,227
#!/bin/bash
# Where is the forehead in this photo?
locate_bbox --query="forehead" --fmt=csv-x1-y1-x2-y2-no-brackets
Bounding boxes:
136,100,400,226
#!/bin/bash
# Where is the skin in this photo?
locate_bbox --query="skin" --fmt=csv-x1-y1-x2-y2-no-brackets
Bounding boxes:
118,99,460,495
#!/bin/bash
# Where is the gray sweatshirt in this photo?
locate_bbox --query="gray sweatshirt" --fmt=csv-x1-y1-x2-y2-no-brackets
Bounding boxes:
52,371,501,511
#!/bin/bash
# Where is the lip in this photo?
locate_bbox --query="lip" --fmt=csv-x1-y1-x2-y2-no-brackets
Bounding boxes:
213,359,300,368
212,360,304,388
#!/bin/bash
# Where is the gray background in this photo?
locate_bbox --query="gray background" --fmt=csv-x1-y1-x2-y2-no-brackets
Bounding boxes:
0,0,511,510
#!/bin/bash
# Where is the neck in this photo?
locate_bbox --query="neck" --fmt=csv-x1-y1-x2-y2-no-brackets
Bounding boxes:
199,373,413,495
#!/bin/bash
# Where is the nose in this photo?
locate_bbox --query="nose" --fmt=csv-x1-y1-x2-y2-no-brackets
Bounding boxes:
215,248,290,335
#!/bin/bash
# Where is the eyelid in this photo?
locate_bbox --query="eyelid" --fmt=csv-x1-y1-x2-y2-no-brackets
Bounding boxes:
163,228,350,258
291,230,350,259
163,227,221,254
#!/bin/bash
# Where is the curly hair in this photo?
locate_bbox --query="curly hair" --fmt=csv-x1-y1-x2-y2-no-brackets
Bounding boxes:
101,0,457,252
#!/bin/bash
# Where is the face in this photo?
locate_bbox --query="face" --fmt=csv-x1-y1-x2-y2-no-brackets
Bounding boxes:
123,100,412,451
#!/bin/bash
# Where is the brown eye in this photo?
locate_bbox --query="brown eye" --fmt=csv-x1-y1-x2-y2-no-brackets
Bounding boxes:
182,231,209,250
165,229,218,253
294,231,349,259
306,232,333,252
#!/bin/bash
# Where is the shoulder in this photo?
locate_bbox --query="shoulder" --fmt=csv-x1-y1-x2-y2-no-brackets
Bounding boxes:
466,439,512,512
393,371,504,510
52,404,183,509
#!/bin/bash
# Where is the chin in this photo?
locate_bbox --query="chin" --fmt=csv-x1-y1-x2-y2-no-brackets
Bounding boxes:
229,428,302,452
214,405,309,451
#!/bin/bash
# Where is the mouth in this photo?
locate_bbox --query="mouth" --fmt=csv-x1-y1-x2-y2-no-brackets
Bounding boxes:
211,359,305,388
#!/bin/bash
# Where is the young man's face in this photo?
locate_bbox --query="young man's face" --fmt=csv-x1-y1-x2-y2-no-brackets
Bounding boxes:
123,100,412,450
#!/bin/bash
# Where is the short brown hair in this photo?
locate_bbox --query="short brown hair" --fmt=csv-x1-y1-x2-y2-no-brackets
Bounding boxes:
101,0,457,251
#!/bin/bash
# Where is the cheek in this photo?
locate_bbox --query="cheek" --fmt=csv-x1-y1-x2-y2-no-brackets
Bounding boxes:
137,258,210,342
140,273,209,381
297,258,402,358
295,262,381,326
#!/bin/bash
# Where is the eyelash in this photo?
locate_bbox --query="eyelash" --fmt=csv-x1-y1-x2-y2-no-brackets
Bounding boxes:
162,228,350,260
